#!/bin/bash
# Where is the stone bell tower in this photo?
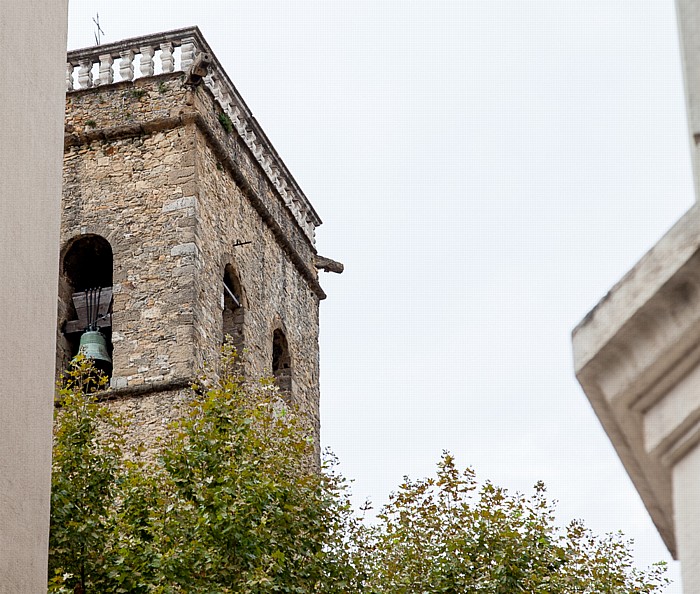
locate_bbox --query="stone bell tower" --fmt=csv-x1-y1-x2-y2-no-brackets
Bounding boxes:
57,28,341,453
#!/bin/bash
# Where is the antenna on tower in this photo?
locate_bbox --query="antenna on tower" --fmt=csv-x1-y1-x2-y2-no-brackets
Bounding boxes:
93,13,105,46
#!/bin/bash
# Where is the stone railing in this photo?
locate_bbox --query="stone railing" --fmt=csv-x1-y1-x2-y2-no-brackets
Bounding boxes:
66,27,321,244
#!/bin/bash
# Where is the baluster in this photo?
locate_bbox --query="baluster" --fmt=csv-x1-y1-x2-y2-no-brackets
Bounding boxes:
66,63,74,91
219,91,232,113
160,42,174,73
77,59,93,89
119,50,135,81
231,107,244,133
98,54,114,86
180,37,197,70
208,73,223,102
139,45,155,77
279,182,292,205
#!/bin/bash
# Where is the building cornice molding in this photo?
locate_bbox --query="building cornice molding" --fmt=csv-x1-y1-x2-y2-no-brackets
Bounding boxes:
63,103,327,301
574,205,700,372
573,205,700,559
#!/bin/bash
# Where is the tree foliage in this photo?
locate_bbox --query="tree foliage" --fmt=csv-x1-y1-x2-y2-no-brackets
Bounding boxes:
359,454,668,593
49,354,669,593
50,352,360,593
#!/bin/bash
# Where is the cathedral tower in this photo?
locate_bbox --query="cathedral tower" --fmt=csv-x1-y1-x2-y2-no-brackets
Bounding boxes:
58,28,340,453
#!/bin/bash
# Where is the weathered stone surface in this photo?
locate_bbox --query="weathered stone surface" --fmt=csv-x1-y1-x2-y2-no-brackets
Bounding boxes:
59,70,323,455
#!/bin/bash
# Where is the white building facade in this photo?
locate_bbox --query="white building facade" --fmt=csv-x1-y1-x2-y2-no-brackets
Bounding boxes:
0,1,69,592
573,3,700,592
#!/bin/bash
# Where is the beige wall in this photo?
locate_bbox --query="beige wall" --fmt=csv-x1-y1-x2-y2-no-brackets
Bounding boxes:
676,0,700,201
0,1,68,591
674,446,700,594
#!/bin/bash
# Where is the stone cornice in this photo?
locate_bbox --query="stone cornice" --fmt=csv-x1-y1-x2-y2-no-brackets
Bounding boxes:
63,103,327,301
573,205,700,559
573,204,700,372
66,27,321,245
101,376,192,401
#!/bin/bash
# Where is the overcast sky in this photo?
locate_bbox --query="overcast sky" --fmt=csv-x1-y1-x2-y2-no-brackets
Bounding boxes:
67,1,692,590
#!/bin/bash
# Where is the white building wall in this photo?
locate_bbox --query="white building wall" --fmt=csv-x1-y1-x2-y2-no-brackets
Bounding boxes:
0,1,68,591
673,446,700,593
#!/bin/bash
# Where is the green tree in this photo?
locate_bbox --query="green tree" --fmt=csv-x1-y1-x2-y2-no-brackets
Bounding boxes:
361,453,669,593
49,356,123,592
49,350,361,593
49,354,668,593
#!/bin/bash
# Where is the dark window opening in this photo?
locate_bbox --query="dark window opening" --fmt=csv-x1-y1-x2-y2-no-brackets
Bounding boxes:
59,235,114,378
272,329,291,395
222,265,245,357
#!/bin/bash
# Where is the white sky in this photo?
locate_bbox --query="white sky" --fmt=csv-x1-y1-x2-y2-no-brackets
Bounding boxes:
67,1,692,590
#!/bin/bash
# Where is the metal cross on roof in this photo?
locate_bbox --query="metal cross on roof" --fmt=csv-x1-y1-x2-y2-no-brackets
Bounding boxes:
93,13,105,46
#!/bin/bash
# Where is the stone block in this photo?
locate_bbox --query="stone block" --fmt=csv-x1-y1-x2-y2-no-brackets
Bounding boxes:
162,196,196,213
170,242,196,256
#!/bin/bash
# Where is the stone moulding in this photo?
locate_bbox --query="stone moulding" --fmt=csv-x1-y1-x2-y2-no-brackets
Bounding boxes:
98,376,192,402
62,105,327,301
573,204,700,559
66,26,321,246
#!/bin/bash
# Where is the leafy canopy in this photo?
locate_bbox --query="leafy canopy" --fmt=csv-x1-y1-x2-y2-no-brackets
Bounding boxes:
360,454,668,593
49,354,669,593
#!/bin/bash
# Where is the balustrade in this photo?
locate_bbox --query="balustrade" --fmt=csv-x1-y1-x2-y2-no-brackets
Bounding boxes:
66,27,321,244
66,35,190,91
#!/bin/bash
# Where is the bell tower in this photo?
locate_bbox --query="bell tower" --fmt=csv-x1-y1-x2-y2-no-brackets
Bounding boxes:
58,28,341,453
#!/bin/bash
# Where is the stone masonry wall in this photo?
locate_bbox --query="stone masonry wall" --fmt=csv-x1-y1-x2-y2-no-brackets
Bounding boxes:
59,73,322,452
61,75,198,388
190,84,321,444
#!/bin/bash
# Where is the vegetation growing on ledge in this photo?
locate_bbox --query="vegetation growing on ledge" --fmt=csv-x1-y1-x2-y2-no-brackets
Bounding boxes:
130,88,147,101
218,111,233,134
49,353,669,593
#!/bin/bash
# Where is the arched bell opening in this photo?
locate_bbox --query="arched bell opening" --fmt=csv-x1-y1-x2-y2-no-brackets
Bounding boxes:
272,328,292,396
58,234,114,379
222,264,245,359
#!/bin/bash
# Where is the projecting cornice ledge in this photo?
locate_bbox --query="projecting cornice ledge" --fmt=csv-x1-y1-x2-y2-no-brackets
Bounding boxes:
573,204,700,559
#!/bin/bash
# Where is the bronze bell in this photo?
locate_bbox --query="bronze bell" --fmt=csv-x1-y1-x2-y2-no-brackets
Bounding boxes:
75,330,112,373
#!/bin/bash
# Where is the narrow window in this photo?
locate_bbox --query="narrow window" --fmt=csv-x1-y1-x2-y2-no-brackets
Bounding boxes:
222,265,245,356
59,235,114,378
272,329,291,395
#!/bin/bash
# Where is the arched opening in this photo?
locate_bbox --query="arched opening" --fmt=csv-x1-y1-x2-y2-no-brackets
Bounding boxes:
58,235,114,378
222,265,245,357
272,329,291,395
